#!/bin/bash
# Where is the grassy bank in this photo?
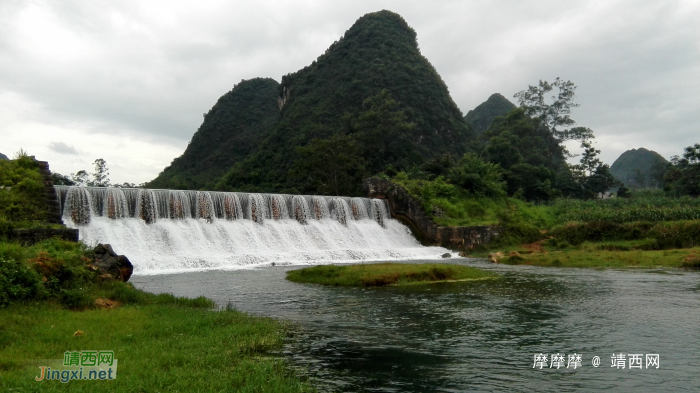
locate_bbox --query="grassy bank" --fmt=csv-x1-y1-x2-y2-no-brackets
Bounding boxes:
474,241,700,269
0,238,312,391
0,299,311,392
286,263,498,287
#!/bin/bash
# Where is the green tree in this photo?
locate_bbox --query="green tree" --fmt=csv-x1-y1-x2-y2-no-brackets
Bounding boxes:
572,141,620,198
51,172,75,186
291,134,366,196
514,78,593,155
479,108,566,200
664,143,700,196
91,159,110,187
447,153,506,197
70,170,89,187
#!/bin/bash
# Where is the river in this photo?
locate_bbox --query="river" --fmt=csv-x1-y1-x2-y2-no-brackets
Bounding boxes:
131,260,699,392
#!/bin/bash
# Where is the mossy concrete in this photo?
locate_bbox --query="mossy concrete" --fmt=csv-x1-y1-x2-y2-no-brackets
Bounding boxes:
364,178,500,250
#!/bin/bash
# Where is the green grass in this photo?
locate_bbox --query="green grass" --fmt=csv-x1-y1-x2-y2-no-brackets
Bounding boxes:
484,243,700,269
0,300,312,392
286,263,498,287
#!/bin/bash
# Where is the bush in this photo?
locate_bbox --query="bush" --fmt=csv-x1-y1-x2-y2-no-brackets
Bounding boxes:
0,156,48,225
0,257,44,307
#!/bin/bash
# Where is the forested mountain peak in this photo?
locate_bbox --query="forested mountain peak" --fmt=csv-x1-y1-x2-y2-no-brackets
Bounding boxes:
610,147,668,189
465,93,516,135
213,10,475,194
147,78,279,189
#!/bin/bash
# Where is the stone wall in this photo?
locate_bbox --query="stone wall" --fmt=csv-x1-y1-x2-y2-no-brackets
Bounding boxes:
37,160,63,224
363,178,499,250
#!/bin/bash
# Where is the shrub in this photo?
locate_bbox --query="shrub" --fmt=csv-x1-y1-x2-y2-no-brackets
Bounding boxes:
0,257,44,307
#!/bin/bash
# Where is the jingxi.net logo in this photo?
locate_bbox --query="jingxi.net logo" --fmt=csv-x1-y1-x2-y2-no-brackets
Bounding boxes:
35,350,117,383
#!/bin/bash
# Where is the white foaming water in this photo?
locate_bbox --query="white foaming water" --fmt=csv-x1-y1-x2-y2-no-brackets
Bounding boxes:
56,186,451,275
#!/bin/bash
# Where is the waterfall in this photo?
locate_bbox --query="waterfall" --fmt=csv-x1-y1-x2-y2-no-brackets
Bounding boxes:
55,186,450,274
371,199,389,228
291,195,310,224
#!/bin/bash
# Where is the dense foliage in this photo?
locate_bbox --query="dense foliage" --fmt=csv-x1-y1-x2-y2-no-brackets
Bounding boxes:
609,147,668,189
148,78,281,190
464,93,516,135
480,108,568,200
663,143,700,197
0,156,49,235
0,239,92,307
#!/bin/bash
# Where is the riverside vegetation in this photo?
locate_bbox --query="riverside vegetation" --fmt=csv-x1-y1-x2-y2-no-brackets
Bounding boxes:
0,156,311,391
391,170,700,268
286,263,498,287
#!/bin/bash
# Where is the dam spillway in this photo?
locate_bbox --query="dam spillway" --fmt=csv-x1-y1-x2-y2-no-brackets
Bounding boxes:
55,186,449,274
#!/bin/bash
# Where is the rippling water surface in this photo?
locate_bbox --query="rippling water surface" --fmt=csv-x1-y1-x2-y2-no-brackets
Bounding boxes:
132,261,699,392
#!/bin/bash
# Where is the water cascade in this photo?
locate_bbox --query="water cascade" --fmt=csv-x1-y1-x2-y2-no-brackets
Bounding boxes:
55,186,450,274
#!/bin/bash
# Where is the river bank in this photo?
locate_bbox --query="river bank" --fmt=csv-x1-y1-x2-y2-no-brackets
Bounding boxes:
0,290,312,391
0,237,312,391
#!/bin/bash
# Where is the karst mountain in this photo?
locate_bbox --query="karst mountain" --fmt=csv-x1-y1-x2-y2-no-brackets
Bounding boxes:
148,10,475,194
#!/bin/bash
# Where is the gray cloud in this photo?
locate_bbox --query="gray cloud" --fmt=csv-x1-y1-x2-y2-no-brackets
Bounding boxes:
49,141,79,155
1,0,698,182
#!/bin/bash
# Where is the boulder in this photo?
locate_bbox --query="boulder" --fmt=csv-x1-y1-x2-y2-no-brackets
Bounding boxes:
487,251,504,263
441,253,451,258
92,243,133,282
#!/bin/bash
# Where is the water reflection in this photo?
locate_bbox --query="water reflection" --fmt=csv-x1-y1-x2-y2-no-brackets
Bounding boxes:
132,261,700,392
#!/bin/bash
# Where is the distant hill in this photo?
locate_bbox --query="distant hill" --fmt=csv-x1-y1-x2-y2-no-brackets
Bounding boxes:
465,93,516,135
0,152,8,160
610,148,668,188
151,10,475,194
148,78,280,189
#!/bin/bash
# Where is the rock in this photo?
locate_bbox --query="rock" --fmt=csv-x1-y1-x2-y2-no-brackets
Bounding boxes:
92,243,133,282
441,253,451,258
94,298,120,309
487,251,504,263
458,251,468,258
98,273,114,282
432,206,446,217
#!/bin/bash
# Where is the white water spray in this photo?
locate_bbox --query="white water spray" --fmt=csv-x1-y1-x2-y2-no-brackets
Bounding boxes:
56,186,451,274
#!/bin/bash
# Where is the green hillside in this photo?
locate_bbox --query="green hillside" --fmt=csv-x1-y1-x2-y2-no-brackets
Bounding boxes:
610,148,668,189
0,152,8,160
465,93,516,135
147,78,280,190
155,10,474,195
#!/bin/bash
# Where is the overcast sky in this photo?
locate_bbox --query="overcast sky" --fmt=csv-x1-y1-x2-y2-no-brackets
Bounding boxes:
1,0,698,184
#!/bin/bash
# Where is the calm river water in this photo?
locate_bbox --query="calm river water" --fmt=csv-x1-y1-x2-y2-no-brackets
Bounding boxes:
132,260,699,392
